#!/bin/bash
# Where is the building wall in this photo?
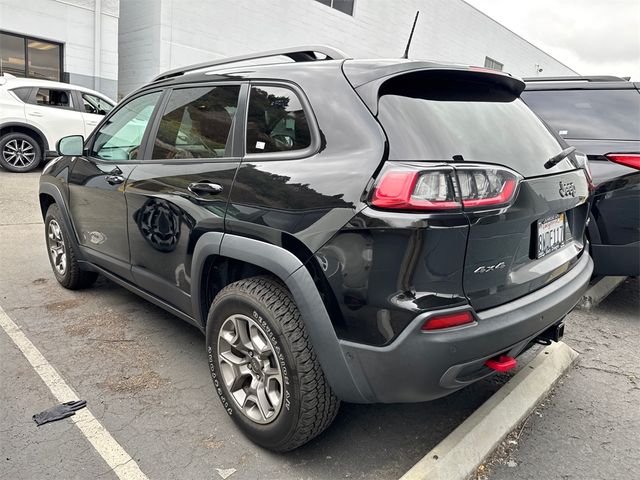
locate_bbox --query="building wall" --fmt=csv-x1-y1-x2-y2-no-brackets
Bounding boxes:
0,0,119,99
117,0,161,97
118,0,576,97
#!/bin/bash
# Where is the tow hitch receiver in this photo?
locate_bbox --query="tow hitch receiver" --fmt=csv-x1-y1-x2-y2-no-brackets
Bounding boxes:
485,355,517,372
534,321,566,346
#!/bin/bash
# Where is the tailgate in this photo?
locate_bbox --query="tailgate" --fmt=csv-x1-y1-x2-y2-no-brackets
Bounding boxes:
463,169,590,311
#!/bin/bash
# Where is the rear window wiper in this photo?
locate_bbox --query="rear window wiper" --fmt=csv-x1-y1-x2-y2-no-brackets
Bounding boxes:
544,146,576,169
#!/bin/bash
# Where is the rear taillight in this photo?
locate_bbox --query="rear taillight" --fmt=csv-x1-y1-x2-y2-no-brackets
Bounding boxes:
605,153,640,170
421,311,474,331
371,169,460,210
370,165,520,211
456,167,518,208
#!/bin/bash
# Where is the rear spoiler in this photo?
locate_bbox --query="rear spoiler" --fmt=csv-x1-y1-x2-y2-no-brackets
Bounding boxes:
343,63,525,116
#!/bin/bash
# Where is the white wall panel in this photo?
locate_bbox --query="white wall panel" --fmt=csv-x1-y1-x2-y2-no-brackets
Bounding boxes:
118,0,576,96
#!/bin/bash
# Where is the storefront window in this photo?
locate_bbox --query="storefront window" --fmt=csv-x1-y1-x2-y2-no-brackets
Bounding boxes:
0,31,62,81
27,39,61,80
0,33,26,77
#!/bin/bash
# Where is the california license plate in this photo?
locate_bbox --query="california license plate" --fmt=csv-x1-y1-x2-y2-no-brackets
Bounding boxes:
536,213,565,258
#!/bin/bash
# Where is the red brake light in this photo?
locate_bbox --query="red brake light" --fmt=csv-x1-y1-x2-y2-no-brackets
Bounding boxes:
371,165,520,212
371,170,461,210
605,153,640,170
421,311,474,331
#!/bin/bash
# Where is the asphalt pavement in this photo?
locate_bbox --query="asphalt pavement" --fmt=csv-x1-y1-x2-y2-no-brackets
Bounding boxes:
2,169,637,480
489,277,640,480
0,171,513,479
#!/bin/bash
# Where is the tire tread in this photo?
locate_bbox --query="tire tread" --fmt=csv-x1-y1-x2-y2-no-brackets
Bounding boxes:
212,276,339,451
45,204,98,289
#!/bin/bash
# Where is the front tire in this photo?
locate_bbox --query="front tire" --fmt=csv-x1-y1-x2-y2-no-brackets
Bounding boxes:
206,276,339,451
45,204,98,289
0,132,42,172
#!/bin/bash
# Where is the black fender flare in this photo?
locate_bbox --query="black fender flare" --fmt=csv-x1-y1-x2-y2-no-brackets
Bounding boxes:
39,182,85,261
190,232,372,403
0,121,50,152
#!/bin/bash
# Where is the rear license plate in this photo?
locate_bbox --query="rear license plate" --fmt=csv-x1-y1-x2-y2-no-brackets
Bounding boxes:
536,213,565,258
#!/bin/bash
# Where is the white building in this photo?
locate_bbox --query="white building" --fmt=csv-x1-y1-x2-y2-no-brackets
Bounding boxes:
0,0,577,101
0,0,119,99
118,0,577,98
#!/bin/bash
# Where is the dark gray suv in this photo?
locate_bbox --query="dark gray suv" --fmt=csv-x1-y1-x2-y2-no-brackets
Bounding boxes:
523,76,640,276
40,47,593,450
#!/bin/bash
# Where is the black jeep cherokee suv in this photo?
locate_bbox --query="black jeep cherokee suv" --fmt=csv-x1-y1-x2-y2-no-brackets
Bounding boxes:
40,46,593,451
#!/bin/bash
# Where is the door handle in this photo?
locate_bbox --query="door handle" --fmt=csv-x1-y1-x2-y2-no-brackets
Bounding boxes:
28,112,44,117
188,182,223,196
106,175,125,185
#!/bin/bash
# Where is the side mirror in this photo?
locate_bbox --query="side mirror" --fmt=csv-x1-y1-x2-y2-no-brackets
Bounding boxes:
57,135,85,156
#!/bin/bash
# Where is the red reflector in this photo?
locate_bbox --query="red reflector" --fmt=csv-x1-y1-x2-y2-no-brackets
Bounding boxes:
606,153,640,170
421,311,474,331
485,355,517,372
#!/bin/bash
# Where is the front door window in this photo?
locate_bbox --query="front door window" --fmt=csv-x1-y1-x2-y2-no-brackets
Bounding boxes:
151,85,240,160
82,93,114,116
90,92,161,161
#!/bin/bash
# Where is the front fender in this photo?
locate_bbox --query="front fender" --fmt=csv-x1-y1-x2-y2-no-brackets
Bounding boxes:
39,181,84,261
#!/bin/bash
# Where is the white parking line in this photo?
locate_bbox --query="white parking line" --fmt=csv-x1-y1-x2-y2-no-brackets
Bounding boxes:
0,304,149,480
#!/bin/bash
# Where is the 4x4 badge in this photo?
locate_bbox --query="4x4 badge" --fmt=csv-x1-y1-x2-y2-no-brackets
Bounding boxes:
559,180,576,198
474,262,506,274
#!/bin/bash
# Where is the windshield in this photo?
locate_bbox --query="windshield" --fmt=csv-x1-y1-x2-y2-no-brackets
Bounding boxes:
377,76,569,177
522,89,640,141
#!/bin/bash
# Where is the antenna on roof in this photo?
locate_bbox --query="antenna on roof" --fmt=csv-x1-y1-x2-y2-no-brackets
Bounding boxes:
402,11,420,59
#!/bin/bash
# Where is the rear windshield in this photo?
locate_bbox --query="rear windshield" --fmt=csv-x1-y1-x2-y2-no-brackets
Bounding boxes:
522,89,640,141
377,76,565,175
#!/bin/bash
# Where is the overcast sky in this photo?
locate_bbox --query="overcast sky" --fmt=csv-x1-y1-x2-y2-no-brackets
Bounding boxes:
464,0,640,80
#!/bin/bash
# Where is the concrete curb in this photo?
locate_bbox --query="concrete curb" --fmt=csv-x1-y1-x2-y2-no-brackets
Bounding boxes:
399,342,579,480
578,276,627,310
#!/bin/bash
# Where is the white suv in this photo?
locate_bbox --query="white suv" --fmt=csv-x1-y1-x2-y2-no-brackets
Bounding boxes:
0,75,116,172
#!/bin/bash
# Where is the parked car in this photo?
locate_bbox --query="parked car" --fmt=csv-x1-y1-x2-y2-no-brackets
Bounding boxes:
39,46,593,451
0,74,115,172
522,76,640,276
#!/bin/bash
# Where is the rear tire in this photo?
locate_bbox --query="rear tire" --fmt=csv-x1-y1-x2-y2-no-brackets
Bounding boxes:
45,204,98,289
206,276,339,451
0,132,42,172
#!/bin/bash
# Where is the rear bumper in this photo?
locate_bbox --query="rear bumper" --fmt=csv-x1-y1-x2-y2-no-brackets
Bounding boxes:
591,241,639,276
339,252,593,403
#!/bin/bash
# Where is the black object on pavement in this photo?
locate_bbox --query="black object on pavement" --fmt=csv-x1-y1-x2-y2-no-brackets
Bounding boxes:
32,400,87,426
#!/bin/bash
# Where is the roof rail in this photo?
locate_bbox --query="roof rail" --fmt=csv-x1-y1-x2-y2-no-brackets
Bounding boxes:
523,75,628,83
152,45,350,82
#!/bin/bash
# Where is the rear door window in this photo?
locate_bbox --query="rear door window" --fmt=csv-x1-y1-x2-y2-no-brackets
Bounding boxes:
10,87,32,102
246,85,312,154
34,88,73,108
151,85,240,159
522,89,640,140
